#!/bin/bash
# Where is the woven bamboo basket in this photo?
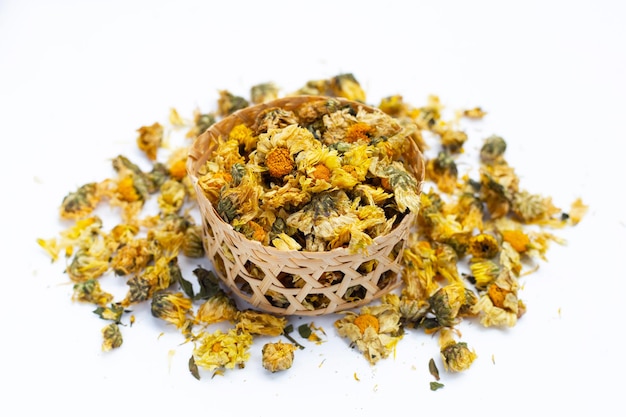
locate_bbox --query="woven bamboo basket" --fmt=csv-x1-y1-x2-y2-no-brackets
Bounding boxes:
187,96,425,316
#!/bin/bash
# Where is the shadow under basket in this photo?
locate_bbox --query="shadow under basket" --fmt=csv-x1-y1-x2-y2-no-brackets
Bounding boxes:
187,95,425,316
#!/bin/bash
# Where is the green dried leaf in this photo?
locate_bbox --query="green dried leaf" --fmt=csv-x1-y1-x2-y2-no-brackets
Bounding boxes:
189,356,200,380
192,266,221,300
177,273,195,299
430,381,445,391
281,324,305,350
298,323,312,339
93,303,126,324
428,358,440,381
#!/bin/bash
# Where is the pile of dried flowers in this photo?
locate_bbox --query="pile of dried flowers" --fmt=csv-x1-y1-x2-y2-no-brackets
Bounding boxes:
195,96,422,253
38,73,587,387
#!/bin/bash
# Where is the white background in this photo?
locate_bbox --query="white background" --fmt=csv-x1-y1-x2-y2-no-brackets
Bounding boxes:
2,1,625,416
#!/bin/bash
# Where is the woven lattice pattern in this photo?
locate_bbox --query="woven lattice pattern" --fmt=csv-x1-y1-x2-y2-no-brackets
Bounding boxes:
187,96,425,315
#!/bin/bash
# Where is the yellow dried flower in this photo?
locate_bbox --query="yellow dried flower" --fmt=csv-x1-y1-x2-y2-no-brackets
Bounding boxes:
116,175,142,203
567,197,588,225
335,302,402,365
265,146,294,178
468,258,500,290
439,329,476,373
271,232,302,251
250,82,280,104
439,128,468,153
235,310,287,336
262,341,297,373
167,149,189,181
217,90,249,116
136,122,163,161
37,237,62,262
428,283,477,328
500,229,530,253
462,107,487,119
66,243,111,282
196,292,239,325
378,95,410,117
229,123,257,153
151,292,193,330
345,122,373,143
72,279,113,306
468,233,500,259
157,179,186,214
59,182,101,219
182,225,205,258
329,73,366,102
102,323,123,351
193,329,253,371
353,313,380,334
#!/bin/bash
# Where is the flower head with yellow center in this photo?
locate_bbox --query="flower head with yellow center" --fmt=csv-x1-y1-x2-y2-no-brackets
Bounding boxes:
334,302,403,365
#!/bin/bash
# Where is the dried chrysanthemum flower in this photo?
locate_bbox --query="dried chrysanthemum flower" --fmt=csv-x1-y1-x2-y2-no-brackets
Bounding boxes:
196,292,239,325
480,135,507,165
157,179,186,214
166,147,190,181
72,279,113,306
253,107,299,135
93,303,126,324
468,258,500,290
136,122,163,161
262,341,298,372
472,268,524,327
66,242,112,282
378,95,413,118
511,190,561,224
217,90,249,116
111,238,153,275
60,182,101,219
235,310,287,336
329,73,366,102
439,128,468,153
461,107,487,119
500,228,531,253
428,283,477,328
467,233,500,259
182,224,205,258
371,160,421,213
101,323,123,351
414,95,443,130
192,328,253,371
150,291,193,331
567,198,588,225
187,110,216,139
439,329,476,372
334,302,403,365
426,150,458,194
251,82,280,104
265,146,294,178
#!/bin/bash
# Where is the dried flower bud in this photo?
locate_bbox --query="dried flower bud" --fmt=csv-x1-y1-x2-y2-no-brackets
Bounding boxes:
250,82,279,104
151,291,193,330
182,225,205,258
136,122,163,161
441,341,477,372
72,279,113,306
468,233,500,259
262,342,297,373
60,182,100,219
101,323,123,351
217,90,249,116
480,135,507,164
235,310,287,336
